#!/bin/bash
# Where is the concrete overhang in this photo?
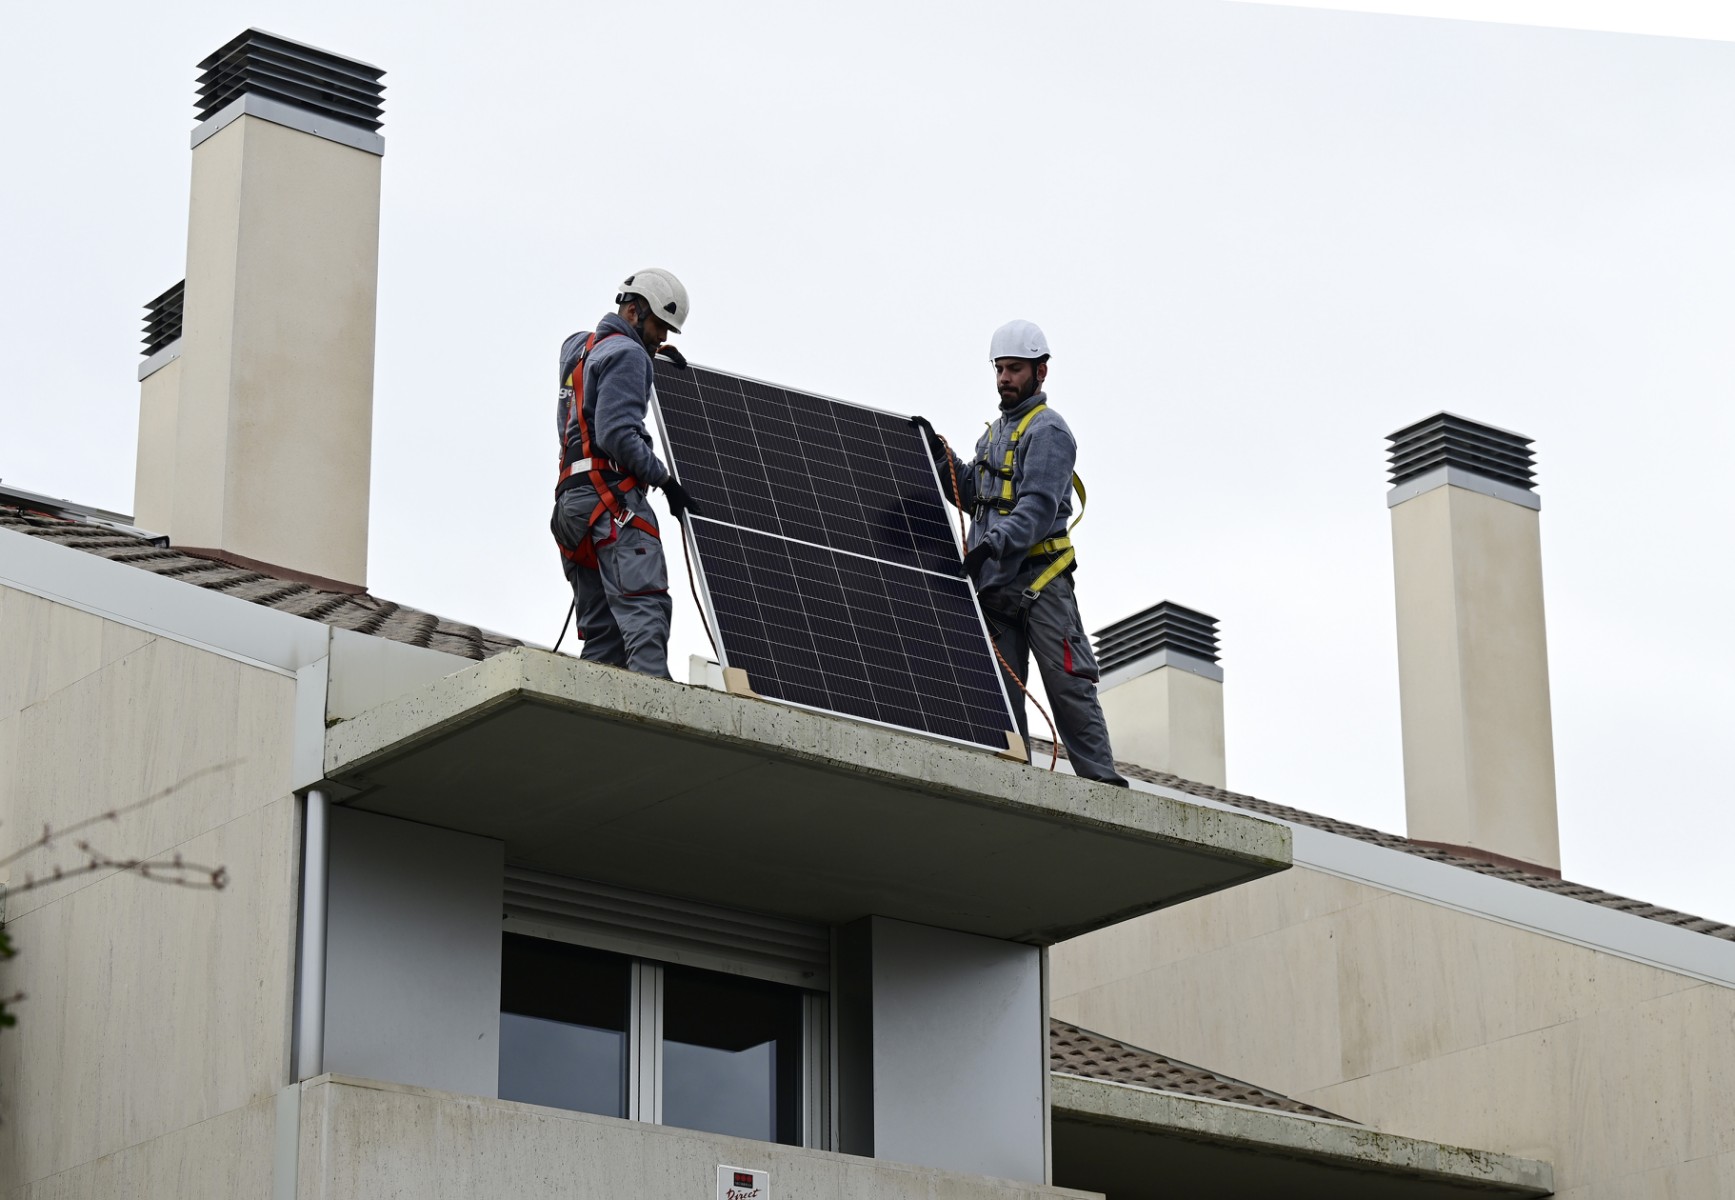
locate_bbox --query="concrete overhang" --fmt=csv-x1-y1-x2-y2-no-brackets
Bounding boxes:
322,648,1289,943
1051,1075,1554,1199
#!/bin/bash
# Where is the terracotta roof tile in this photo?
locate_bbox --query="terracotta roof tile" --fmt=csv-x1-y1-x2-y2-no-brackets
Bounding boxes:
1050,1019,1348,1120
2,506,520,662
1034,739,1735,942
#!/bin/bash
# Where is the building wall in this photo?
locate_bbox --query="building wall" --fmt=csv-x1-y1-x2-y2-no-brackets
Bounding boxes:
324,808,503,1097
292,1075,1088,1200
0,585,298,1194
866,918,1047,1184
5,1095,278,1200
1050,863,1735,1199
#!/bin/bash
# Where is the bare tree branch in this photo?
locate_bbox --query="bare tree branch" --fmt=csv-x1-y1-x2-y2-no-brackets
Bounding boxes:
1,760,240,1034
11,841,227,897
0,759,240,872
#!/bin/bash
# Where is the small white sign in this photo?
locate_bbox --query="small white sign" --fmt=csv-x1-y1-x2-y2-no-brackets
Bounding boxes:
717,1165,768,1200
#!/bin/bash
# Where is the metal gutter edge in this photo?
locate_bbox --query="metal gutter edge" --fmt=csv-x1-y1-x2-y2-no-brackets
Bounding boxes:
0,526,327,676
1127,774,1735,989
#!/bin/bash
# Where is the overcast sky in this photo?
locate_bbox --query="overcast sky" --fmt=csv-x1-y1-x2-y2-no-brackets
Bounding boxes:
3,2,1731,923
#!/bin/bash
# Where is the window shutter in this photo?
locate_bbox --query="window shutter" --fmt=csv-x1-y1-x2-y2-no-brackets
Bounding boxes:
503,866,830,990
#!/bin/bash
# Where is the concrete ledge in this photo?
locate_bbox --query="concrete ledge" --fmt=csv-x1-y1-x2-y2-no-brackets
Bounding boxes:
293,1074,1098,1200
1051,1074,1553,1198
323,648,1290,943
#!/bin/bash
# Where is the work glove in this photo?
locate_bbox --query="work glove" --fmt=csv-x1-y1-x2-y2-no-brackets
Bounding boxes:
658,345,689,370
661,478,700,521
908,414,945,461
962,541,993,582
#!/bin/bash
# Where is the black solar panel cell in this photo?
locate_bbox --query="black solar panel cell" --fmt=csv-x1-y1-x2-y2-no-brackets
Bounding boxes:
691,521,1013,748
653,363,961,576
650,360,1016,751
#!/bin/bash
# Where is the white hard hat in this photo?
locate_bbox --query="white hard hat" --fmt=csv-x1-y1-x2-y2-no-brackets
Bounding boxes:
617,267,689,334
989,319,1050,362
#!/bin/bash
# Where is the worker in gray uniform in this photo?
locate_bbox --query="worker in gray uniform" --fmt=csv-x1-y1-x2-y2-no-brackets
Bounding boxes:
551,268,700,678
911,320,1127,786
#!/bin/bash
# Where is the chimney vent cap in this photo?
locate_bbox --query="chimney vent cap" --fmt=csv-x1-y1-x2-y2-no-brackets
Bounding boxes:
1094,601,1221,676
141,280,185,357
196,29,384,132
1387,412,1536,492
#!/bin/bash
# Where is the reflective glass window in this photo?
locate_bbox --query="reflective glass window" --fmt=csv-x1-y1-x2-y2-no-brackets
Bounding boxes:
498,934,630,1117
661,964,803,1145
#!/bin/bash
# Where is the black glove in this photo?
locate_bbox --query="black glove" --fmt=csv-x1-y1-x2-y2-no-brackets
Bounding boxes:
661,478,700,521
962,541,993,581
908,414,945,460
658,344,688,370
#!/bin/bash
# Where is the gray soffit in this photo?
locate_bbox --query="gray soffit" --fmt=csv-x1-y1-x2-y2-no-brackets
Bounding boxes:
1094,601,1221,679
1387,412,1536,494
142,280,184,357
1051,1074,1554,1200
196,28,384,131
321,648,1292,945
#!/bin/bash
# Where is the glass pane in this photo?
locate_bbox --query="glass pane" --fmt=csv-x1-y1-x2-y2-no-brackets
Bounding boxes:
661,964,804,1145
499,934,630,1117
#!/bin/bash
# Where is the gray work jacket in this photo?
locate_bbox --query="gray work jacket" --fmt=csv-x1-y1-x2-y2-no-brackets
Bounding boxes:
555,312,671,488
940,391,1077,592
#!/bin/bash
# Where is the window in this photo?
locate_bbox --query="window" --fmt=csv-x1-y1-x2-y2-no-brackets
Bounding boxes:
499,936,631,1118
499,933,820,1147
662,964,803,1144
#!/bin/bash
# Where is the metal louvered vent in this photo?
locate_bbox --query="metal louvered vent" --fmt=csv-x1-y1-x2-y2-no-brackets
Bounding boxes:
141,281,184,356
1093,602,1220,677
196,29,385,131
1387,412,1535,492
503,867,829,990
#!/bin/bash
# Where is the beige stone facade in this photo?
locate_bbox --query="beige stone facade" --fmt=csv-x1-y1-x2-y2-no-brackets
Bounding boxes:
0,584,300,1193
1052,862,1735,1198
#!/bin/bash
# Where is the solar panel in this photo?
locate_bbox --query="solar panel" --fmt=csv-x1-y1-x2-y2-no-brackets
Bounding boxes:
652,362,1019,753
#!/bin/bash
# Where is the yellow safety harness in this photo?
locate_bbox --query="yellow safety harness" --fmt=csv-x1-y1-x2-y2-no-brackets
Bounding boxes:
981,403,1087,606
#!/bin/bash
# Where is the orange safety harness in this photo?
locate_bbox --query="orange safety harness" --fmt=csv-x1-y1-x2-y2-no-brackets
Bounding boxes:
553,332,661,570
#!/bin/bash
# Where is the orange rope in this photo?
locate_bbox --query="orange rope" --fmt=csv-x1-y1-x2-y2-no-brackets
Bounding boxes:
936,433,1059,770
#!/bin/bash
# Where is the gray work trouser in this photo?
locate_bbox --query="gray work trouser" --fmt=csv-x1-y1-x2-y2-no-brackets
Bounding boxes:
553,485,673,679
979,569,1128,786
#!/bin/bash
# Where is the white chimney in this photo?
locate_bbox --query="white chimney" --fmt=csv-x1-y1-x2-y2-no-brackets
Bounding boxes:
1095,603,1226,788
135,30,385,590
133,282,184,534
1387,413,1560,875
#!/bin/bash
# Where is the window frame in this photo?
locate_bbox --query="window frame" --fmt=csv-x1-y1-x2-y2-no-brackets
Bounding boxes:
500,934,830,1149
